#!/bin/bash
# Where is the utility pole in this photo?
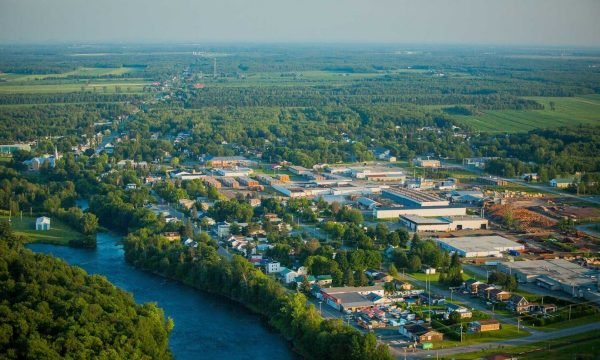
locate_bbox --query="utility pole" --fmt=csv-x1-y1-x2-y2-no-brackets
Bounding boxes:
569,304,572,321
460,324,463,343
517,317,520,333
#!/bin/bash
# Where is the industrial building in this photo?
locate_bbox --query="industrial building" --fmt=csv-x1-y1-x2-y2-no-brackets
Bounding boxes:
497,259,600,300
216,167,253,177
400,215,488,232
413,158,441,168
319,285,386,312
434,235,524,258
382,188,449,207
373,205,467,219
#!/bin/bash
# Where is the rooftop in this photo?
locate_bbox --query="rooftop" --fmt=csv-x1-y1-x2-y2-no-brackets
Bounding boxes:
435,235,524,253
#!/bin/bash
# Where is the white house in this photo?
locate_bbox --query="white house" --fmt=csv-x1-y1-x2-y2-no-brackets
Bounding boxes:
279,268,299,284
266,261,281,274
36,217,51,231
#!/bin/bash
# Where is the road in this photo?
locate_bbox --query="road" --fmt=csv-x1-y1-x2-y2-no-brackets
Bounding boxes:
399,321,600,359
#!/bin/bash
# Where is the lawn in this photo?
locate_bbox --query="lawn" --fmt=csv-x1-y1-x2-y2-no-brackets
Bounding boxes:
448,94,600,133
436,323,529,348
1,215,83,245
449,331,599,360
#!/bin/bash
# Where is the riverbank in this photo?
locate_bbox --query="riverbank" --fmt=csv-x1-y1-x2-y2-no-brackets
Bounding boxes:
28,232,296,360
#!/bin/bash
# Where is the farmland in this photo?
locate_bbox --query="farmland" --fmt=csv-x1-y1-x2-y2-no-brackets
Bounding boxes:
448,94,600,133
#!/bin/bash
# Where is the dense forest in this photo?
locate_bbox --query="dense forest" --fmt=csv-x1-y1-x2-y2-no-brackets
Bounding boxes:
0,222,173,359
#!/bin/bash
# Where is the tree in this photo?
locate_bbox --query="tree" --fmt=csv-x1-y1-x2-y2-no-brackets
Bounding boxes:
299,277,312,294
80,213,98,235
408,255,422,273
344,268,354,286
388,263,399,277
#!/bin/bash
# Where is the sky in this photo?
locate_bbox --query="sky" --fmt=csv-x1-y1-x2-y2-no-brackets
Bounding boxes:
1,0,599,46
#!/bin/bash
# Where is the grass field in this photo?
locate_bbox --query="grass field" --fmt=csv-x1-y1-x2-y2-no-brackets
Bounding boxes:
1,215,83,245
448,94,600,133
450,331,599,359
0,81,149,94
0,67,139,81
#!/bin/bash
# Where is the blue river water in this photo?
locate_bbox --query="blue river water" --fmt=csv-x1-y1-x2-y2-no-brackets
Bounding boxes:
28,232,296,360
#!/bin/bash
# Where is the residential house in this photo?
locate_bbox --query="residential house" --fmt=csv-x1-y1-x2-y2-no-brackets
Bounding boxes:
471,319,501,332
488,288,511,302
316,275,333,287
447,303,472,319
399,324,444,342
508,295,531,313
266,261,281,274
464,279,483,295
279,268,298,284
162,232,181,242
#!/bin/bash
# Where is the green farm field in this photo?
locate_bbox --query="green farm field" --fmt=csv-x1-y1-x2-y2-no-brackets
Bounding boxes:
448,95,600,133
0,66,139,81
0,80,149,94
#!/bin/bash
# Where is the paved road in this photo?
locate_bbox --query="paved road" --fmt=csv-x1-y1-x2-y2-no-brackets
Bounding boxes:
398,321,600,359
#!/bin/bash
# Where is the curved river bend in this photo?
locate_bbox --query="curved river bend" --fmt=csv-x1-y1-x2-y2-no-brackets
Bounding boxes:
28,232,295,360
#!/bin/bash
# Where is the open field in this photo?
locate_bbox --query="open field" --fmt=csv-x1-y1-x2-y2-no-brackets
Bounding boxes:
0,66,139,81
0,80,149,94
448,94,600,133
1,215,83,245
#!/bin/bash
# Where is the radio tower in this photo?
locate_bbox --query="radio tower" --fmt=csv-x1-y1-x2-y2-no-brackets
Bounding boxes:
213,58,217,78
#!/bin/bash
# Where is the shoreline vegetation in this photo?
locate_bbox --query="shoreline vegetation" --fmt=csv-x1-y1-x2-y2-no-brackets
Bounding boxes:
0,222,173,359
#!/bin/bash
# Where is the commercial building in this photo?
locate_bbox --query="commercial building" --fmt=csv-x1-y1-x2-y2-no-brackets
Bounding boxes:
550,178,575,188
320,285,385,312
288,165,312,176
374,205,467,219
434,236,524,258
220,177,239,188
237,176,260,188
216,167,253,177
203,176,222,189
497,259,599,299
413,158,441,168
400,215,488,232
382,188,449,207
207,156,257,168
348,167,406,182
478,176,508,186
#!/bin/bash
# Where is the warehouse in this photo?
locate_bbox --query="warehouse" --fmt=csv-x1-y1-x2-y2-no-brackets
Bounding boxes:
497,259,599,298
374,205,467,219
382,188,449,207
400,215,488,232
434,235,524,258
320,285,386,312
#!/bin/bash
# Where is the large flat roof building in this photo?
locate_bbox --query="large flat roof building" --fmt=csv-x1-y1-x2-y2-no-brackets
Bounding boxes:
382,188,449,207
400,215,488,232
434,235,524,258
374,205,467,219
497,259,599,300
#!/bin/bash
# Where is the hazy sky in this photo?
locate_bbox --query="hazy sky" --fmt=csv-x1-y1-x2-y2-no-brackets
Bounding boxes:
1,0,599,46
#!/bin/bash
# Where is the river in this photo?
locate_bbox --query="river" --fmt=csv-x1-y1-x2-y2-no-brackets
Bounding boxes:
27,232,295,360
